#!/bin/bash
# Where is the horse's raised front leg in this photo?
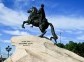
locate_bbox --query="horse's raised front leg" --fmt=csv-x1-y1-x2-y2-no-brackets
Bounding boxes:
22,21,28,29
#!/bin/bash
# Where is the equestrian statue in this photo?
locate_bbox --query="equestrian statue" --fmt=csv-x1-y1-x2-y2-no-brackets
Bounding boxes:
22,4,58,44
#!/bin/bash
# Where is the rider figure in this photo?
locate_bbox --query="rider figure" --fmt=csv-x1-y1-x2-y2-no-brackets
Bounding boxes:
27,4,46,27
38,4,46,24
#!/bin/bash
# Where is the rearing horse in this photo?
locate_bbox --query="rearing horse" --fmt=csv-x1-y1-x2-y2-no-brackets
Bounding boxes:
22,7,58,44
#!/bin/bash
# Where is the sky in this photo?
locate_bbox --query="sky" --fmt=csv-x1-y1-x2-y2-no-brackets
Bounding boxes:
0,0,84,58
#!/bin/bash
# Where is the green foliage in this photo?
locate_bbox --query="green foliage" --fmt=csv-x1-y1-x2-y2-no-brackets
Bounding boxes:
56,43,65,48
65,41,78,52
56,41,84,57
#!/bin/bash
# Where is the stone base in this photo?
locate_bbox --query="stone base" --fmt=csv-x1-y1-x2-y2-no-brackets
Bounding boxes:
4,35,84,62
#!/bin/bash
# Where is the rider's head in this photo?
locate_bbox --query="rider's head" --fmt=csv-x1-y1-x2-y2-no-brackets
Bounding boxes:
41,4,44,8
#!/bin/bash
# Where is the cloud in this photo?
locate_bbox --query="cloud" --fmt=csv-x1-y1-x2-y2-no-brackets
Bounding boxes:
75,31,83,35
77,35,84,40
65,30,73,34
32,0,35,1
0,1,84,44
0,3,27,28
4,30,30,35
64,30,83,35
13,0,32,10
47,16,84,30
1,2,84,30
0,39,11,43
4,40,11,43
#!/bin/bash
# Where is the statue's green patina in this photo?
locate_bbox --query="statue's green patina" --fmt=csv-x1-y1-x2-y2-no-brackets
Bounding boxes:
22,4,58,44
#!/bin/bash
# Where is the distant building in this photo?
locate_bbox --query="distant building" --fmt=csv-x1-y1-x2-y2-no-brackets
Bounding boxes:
0,58,6,62
0,55,6,62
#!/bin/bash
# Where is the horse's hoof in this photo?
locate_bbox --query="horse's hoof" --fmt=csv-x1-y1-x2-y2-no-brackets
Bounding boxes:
39,35,43,37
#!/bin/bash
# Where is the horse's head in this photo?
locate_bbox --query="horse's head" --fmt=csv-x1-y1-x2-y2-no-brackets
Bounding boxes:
27,7,38,14
26,7,38,26
27,8,32,13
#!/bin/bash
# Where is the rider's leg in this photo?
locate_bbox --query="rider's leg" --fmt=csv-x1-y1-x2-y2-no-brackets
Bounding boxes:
39,18,42,24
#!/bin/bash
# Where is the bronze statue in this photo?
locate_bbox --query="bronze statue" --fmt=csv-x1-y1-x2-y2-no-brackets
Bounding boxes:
22,4,58,44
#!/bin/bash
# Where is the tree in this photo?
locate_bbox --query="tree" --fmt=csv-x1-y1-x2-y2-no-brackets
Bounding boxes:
56,41,84,57
56,43,65,48
65,41,77,52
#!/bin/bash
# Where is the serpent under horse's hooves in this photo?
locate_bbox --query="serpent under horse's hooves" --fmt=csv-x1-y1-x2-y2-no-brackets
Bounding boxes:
22,7,58,44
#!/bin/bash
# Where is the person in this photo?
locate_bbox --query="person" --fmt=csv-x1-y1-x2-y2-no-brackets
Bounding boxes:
38,4,46,24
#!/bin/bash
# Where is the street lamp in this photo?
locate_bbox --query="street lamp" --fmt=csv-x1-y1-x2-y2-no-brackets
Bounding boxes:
5,46,12,58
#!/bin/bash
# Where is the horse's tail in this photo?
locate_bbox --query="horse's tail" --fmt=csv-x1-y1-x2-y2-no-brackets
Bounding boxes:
49,23,58,43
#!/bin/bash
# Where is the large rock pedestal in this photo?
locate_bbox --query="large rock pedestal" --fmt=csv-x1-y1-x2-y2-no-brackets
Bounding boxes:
4,35,84,62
